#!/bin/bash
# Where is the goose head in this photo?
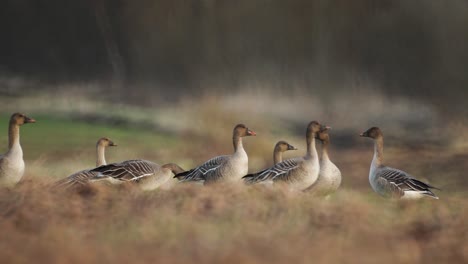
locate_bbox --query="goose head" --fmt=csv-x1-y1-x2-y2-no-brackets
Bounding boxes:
316,125,331,142
10,112,36,126
360,127,383,139
275,140,298,152
97,137,117,147
306,121,322,137
162,163,185,175
233,124,256,137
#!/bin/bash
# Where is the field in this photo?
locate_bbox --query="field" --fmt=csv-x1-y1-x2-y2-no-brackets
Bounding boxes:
0,92,467,263
1,1,468,263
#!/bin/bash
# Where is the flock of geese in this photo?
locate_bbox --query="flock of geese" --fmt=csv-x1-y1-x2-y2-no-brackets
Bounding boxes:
0,112,440,199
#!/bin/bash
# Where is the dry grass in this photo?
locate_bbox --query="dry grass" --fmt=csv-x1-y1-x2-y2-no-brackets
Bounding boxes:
0,181,466,264
0,91,467,263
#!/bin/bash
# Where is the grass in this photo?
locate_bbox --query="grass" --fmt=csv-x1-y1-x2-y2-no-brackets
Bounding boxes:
0,183,466,263
0,114,182,181
0,114,179,156
0,92,467,263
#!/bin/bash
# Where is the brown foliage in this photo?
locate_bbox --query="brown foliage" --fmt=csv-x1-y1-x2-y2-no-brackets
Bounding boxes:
0,181,466,264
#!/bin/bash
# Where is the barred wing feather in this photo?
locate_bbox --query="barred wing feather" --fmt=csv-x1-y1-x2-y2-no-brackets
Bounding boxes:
53,170,97,189
376,167,439,198
177,155,228,182
243,157,302,184
90,160,157,182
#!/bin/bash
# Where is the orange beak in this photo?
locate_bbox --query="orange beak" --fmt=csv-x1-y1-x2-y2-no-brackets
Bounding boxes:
247,129,257,136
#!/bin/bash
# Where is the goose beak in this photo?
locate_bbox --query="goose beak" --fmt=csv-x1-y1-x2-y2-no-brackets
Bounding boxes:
110,142,117,147
319,125,331,132
359,132,365,137
25,116,36,123
247,129,257,136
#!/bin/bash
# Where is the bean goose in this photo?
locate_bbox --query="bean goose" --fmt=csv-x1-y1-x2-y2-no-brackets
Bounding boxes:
273,141,297,164
0,113,35,187
52,137,117,189
89,160,185,191
360,127,439,199
305,126,341,195
243,121,322,191
175,124,256,184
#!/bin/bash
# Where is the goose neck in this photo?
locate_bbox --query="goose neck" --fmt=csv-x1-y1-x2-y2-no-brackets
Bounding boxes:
321,139,330,161
273,149,283,164
233,135,243,152
373,137,384,166
96,144,107,166
306,132,317,159
8,122,21,150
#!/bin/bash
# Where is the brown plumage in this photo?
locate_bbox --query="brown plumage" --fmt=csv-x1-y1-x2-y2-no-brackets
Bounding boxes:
175,124,256,184
305,125,341,195
52,137,117,189
89,160,185,190
273,140,297,164
360,126,439,199
0,113,36,187
243,121,321,191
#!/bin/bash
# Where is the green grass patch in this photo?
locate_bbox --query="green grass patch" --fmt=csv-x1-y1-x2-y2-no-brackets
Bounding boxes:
0,114,179,157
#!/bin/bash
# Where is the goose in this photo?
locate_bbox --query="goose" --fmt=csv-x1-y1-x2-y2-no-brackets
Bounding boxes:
273,141,297,164
360,127,439,199
239,140,297,188
305,125,341,195
52,137,117,189
243,121,322,191
0,113,35,187
175,124,256,184
89,160,185,191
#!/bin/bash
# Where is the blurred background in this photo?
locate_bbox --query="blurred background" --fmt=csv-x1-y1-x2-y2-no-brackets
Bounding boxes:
0,0,466,192
0,3,467,263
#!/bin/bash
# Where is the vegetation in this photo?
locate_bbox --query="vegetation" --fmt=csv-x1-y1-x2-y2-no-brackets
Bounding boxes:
0,182,466,263
0,1,467,262
0,93,466,263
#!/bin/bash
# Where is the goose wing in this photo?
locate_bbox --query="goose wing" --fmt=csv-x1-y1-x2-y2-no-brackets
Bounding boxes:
52,170,97,189
243,157,302,184
376,166,439,198
175,155,229,182
90,160,157,182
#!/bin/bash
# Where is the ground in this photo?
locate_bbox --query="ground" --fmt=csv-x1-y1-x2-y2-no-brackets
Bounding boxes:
0,93,466,263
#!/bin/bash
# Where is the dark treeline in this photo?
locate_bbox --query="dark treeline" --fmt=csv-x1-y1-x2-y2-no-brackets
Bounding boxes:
0,0,467,113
